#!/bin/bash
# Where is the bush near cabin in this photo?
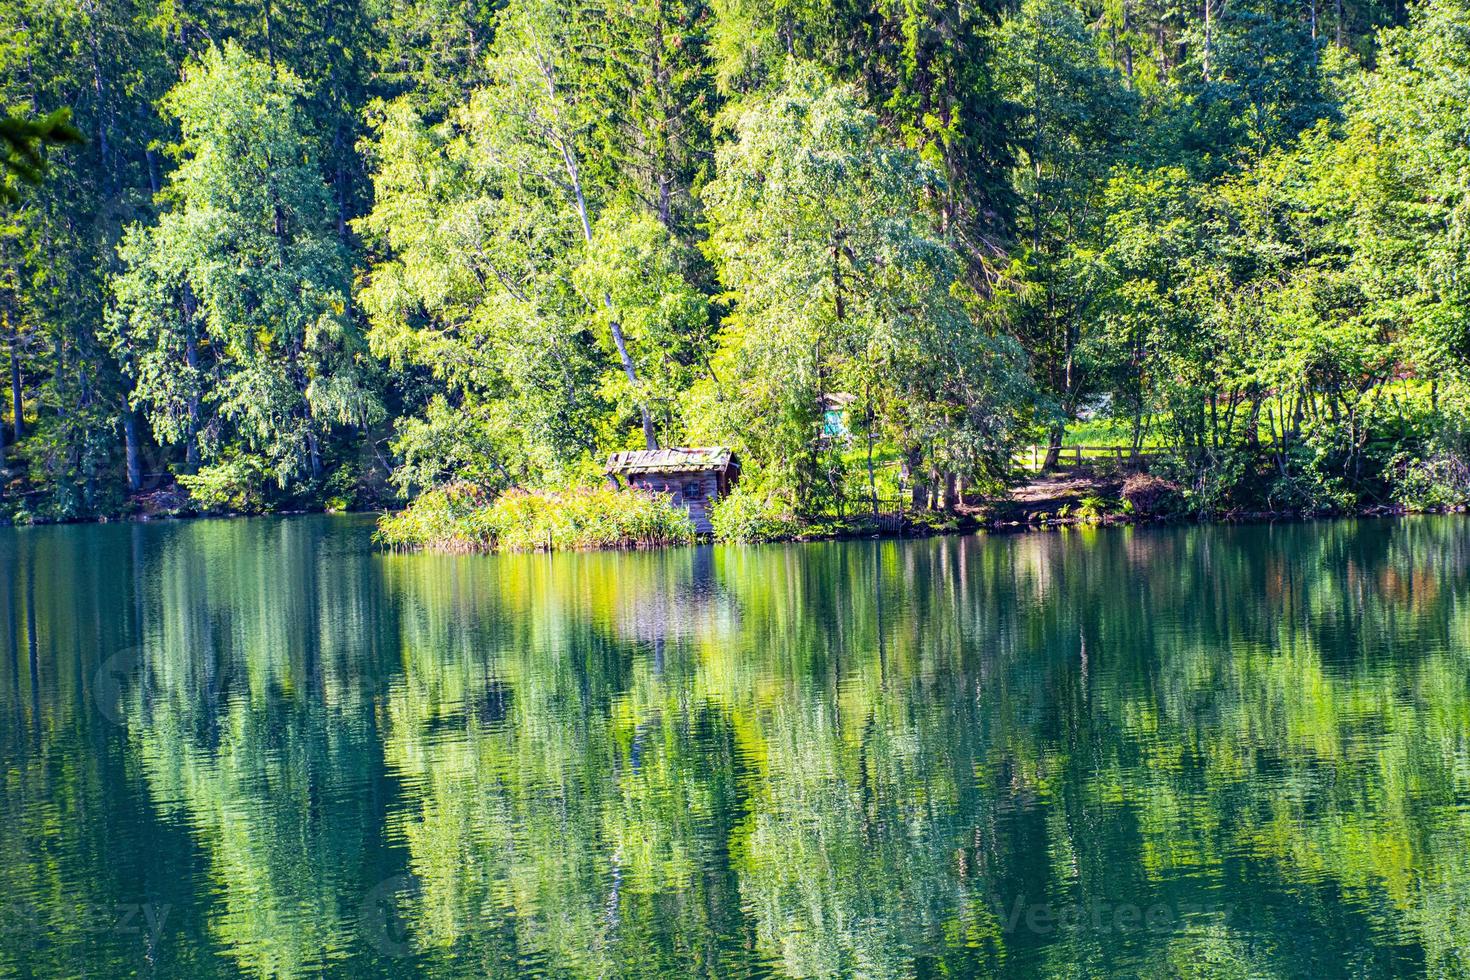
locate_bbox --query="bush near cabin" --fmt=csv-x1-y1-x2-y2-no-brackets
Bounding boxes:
376,483,696,553
708,485,802,543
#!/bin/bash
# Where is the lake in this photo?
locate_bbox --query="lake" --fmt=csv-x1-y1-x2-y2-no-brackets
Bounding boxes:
2,515,1468,977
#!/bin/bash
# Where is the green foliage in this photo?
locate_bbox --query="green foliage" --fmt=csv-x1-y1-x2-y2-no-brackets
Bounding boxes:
377,484,697,552
1160,0,1335,169
574,207,712,437
698,65,1030,517
109,43,380,501
0,109,82,199
322,463,361,512
996,0,1137,447
3,0,1470,537
374,482,498,550
1081,0,1470,517
178,456,270,513
709,484,801,543
357,0,715,484
386,396,521,498
1392,452,1470,509
489,486,698,551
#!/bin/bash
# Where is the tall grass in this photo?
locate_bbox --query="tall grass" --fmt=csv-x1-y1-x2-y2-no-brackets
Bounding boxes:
376,483,696,553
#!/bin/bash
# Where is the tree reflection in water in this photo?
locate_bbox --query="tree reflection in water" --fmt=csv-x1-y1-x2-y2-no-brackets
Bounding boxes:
1,516,1467,977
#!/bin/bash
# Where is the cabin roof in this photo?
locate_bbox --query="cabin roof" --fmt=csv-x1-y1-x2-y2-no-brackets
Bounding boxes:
606,447,738,476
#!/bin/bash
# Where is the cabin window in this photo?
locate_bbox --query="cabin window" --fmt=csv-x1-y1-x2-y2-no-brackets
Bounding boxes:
683,480,704,500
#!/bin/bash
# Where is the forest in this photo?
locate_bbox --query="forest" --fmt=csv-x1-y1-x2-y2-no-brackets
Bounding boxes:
1,0,1469,540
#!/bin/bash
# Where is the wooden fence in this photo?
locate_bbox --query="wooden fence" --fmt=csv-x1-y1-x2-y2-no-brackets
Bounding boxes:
835,496,906,530
1012,445,1170,473
872,497,905,532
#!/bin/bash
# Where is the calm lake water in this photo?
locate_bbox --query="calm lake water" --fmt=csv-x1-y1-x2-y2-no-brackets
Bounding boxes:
2,515,1469,978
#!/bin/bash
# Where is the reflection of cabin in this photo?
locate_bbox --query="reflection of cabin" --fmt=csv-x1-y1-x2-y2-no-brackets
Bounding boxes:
606,447,740,535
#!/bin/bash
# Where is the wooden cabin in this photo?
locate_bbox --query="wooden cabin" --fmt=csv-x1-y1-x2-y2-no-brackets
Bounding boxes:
606,447,740,535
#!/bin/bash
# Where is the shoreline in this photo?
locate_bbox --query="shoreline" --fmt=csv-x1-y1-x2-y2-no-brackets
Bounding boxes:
762,500,1438,545
4,499,1451,546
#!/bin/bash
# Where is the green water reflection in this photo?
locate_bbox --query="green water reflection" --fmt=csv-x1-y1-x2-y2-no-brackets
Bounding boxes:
2,516,1469,977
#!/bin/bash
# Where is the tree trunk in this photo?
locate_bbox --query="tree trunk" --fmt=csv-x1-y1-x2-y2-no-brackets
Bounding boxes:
1042,425,1063,470
657,172,672,230
86,6,112,184
336,144,350,241
543,55,657,451
906,446,928,510
1203,0,1214,82
123,409,143,492
865,399,878,520
262,0,275,65
8,335,22,444
608,299,658,450
184,335,201,469
307,430,323,479
182,286,201,469
145,146,161,196
1121,0,1134,86
586,244,655,448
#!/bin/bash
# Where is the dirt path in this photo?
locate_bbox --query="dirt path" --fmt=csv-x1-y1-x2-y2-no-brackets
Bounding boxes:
1001,470,1122,518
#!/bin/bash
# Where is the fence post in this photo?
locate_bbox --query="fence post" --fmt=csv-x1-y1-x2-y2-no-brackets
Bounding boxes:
1075,445,1083,466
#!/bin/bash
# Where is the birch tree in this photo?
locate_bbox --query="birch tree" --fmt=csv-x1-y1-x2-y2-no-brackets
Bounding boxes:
110,44,379,507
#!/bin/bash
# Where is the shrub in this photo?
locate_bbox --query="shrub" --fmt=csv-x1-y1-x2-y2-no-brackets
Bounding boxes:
1391,450,1470,509
1265,469,1354,514
322,463,361,512
710,485,801,543
1074,494,1113,522
1157,450,1250,516
179,457,270,513
375,482,497,551
376,483,696,553
1120,473,1185,517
